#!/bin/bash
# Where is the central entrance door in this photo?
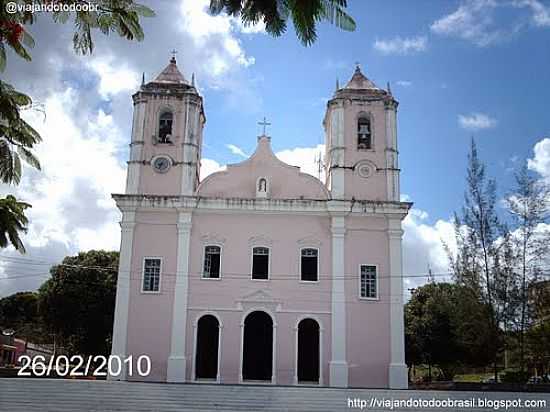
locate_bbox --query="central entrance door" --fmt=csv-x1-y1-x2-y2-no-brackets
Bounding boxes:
242,311,273,381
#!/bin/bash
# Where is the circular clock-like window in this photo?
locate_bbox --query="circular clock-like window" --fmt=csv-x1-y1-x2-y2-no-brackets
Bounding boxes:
151,156,171,173
356,161,375,178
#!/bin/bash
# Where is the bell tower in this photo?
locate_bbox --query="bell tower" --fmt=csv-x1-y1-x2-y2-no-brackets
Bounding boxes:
126,54,205,196
323,65,399,201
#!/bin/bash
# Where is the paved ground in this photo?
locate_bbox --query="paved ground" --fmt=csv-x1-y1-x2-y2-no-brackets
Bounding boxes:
0,378,549,411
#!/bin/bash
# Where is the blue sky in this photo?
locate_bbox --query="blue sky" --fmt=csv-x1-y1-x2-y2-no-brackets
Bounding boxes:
1,0,550,296
199,0,550,225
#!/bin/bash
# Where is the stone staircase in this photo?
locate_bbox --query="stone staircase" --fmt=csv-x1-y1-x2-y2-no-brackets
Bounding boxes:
1,378,549,411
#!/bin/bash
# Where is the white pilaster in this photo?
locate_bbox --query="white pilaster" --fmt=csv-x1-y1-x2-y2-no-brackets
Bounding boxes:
329,215,348,387
167,211,193,382
181,98,201,196
126,99,146,194
108,210,136,380
388,218,408,389
384,102,399,202
328,106,345,199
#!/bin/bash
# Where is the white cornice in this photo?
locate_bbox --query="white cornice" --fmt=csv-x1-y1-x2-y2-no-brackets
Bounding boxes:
112,194,411,219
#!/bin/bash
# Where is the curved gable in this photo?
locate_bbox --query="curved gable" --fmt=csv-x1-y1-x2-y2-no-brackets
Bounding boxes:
197,137,329,200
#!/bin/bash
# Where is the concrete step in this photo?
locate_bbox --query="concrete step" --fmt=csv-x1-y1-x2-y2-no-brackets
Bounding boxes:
1,378,549,412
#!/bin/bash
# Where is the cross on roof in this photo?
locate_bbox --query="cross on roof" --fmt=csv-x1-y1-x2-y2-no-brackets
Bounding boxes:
258,116,271,136
171,49,177,58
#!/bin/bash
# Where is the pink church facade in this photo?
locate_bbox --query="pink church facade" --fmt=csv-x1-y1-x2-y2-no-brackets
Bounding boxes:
109,57,411,389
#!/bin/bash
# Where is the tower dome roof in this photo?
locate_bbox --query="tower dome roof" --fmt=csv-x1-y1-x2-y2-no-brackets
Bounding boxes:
152,56,187,84
344,65,379,90
332,64,392,101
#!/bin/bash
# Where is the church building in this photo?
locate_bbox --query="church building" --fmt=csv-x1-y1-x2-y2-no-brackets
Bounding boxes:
109,56,411,389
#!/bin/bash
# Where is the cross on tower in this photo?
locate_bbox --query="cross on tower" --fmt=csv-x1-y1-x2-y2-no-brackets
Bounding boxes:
171,49,177,62
258,116,271,136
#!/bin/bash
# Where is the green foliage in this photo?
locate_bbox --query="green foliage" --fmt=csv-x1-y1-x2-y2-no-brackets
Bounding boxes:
0,80,41,185
500,370,530,384
0,291,47,342
0,195,31,252
526,320,550,373
209,0,355,46
405,282,494,381
37,250,119,356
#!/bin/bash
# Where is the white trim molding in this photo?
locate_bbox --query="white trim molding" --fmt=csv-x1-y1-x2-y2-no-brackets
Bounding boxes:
113,194,412,219
140,256,163,293
108,210,136,381
250,245,271,281
358,263,379,301
167,211,193,383
387,217,408,389
299,246,320,283
201,243,223,280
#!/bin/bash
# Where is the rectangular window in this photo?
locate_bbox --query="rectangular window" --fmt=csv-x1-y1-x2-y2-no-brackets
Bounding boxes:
252,247,269,280
360,265,377,299
203,245,221,279
143,258,161,292
301,248,318,282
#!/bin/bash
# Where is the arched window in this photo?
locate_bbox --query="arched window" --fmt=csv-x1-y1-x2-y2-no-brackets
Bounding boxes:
158,111,173,143
357,116,372,150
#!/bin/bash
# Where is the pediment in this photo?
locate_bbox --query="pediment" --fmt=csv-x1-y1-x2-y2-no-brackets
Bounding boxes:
239,289,278,303
200,233,226,245
248,235,273,247
297,235,322,247
236,289,282,312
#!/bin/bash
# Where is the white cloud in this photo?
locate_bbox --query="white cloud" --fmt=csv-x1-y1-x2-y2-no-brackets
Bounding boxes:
431,0,550,47
275,144,325,179
528,137,550,180
458,112,497,130
373,36,427,55
7,89,125,251
431,0,504,47
87,55,140,99
402,208,456,291
226,143,248,158
515,0,550,27
0,88,128,297
396,80,412,87
178,0,257,77
200,158,226,179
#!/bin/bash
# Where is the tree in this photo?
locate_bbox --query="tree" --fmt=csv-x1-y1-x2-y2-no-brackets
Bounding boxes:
0,0,154,252
0,195,31,252
209,0,356,46
405,282,492,381
504,164,550,371
0,291,45,342
448,139,509,380
37,250,119,356
526,320,550,377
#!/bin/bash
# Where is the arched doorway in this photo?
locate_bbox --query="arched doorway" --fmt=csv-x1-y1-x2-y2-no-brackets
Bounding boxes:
195,314,220,380
242,311,273,381
297,318,320,383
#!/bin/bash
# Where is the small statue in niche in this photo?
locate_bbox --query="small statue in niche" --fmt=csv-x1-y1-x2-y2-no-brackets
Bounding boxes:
258,178,267,192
